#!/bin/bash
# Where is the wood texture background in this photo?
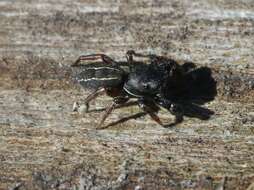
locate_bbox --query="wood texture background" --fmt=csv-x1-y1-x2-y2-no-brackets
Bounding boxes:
0,0,254,189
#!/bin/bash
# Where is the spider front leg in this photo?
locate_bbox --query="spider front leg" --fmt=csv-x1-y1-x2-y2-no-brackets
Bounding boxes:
169,104,184,124
138,98,163,126
71,54,117,67
155,97,183,125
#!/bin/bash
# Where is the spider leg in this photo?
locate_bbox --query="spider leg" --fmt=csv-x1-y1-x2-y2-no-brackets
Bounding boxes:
147,111,163,126
96,96,129,129
84,88,106,112
71,54,117,67
126,50,157,63
155,97,183,125
138,98,163,126
96,102,117,129
169,104,184,124
73,88,106,113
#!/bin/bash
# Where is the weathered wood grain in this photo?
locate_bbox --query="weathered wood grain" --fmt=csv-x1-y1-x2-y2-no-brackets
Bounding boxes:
0,0,254,189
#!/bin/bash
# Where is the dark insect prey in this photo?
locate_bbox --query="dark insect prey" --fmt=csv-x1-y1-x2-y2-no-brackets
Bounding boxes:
71,50,217,129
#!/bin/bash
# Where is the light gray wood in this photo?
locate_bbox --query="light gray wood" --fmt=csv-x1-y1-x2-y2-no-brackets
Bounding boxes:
0,0,254,189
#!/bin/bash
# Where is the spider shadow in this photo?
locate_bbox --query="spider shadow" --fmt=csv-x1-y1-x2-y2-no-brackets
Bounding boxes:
100,112,148,129
162,60,217,121
102,111,182,129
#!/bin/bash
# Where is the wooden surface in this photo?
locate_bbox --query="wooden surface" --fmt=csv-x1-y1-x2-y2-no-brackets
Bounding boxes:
0,0,254,189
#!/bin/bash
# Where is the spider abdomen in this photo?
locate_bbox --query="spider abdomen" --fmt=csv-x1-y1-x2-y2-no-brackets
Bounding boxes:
75,65,125,89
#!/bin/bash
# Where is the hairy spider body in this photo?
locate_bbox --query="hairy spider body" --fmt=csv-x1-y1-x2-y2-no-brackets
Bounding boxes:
71,51,216,129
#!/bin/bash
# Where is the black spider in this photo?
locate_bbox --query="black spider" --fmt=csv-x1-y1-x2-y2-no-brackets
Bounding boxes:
71,50,217,129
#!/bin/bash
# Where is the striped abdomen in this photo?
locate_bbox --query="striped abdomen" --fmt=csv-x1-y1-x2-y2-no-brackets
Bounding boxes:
74,66,125,89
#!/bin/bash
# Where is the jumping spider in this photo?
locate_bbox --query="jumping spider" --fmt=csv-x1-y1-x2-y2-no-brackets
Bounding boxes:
71,50,216,129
